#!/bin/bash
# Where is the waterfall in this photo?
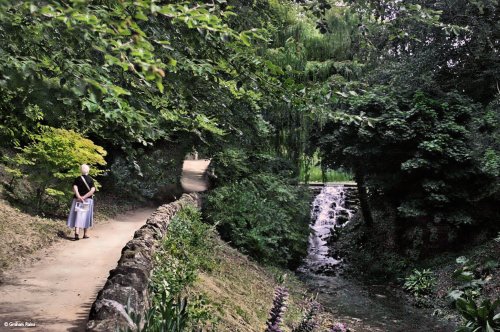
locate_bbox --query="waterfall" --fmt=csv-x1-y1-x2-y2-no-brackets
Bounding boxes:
295,186,455,332
301,185,353,274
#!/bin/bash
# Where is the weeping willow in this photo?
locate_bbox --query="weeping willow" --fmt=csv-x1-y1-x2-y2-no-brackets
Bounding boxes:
262,1,361,178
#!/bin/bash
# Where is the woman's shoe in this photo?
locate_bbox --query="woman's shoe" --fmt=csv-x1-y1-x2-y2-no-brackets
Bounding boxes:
83,235,89,239
75,234,80,240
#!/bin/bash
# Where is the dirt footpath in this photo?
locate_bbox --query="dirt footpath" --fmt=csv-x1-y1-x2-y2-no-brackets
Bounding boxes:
0,159,211,331
0,208,154,332
180,159,211,193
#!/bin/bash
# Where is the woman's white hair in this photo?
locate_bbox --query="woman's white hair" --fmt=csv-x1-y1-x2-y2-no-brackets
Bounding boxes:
80,164,90,175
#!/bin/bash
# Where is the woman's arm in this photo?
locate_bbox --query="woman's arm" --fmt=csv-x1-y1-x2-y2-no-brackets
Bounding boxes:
81,187,96,200
73,185,84,202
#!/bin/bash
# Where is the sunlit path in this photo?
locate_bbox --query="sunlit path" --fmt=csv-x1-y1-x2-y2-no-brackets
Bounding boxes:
0,159,211,331
0,208,154,332
180,159,211,193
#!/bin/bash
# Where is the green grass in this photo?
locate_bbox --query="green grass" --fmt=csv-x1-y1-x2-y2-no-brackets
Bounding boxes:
300,165,353,183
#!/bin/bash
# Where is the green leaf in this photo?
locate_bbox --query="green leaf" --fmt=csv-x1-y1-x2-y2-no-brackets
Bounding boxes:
156,77,164,93
486,321,494,332
477,305,488,320
110,85,131,96
135,11,148,21
448,289,464,301
239,32,251,46
45,188,66,196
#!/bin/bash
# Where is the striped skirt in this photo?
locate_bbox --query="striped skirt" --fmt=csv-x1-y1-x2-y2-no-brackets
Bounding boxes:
67,198,94,229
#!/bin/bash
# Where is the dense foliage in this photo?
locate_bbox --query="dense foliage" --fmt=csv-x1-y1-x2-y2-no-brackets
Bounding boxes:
404,268,436,298
0,0,498,280
108,142,187,203
312,0,500,254
205,172,310,268
4,127,106,213
0,0,280,202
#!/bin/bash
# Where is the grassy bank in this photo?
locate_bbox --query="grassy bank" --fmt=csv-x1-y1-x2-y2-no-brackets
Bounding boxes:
147,206,335,331
187,238,314,331
0,198,69,272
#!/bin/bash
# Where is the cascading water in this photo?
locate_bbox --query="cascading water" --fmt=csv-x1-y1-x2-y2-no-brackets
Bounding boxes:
301,185,353,274
296,185,455,332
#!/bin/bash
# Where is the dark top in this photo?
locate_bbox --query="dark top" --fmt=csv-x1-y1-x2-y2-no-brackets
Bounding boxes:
73,175,95,198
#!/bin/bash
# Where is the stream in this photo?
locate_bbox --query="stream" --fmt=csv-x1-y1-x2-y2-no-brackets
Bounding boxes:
297,185,455,332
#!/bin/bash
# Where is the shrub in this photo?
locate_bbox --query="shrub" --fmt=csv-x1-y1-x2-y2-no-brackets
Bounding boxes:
3,127,106,214
403,268,436,297
449,256,488,301
123,293,189,332
210,149,296,185
204,173,310,268
209,148,251,185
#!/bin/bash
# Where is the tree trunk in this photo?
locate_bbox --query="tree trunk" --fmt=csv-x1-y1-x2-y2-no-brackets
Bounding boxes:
36,187,43,214
354,167,373,226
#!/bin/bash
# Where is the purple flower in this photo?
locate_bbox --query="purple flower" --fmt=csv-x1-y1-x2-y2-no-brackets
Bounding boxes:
330,322,348,332
265,286,289,332
292,300,321,332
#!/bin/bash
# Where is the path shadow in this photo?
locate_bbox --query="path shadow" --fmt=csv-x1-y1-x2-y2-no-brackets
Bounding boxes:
65,283,107,332
57,230,76,241
0,284,104,331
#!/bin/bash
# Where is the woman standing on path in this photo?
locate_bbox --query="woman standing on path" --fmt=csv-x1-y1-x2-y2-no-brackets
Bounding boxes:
67,164,96,240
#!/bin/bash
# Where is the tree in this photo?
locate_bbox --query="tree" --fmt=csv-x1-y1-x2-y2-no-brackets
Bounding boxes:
0,0,283,201
307,0,500,252
4,127,106,213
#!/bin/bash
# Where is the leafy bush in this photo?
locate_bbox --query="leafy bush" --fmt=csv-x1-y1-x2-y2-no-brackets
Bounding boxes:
449,256,489,301
3,127,106,214
204,173,310,268
319,90,500,251
455,296,500,332
209,148,251,184
403,268,436,297
145,294,189,332
210,149,296,185
123,294,189,332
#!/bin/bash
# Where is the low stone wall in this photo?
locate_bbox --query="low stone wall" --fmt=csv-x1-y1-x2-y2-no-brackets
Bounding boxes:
86,193,201,331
